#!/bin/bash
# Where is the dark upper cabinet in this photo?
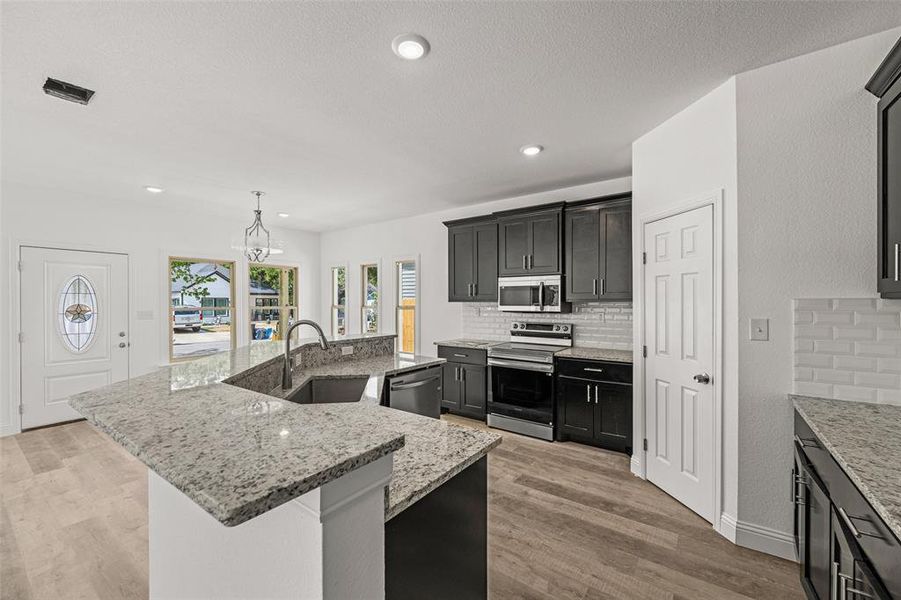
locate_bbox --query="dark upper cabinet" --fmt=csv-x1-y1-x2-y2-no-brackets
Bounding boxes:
497,205,563,276
870,39,901,298
445,218,497,302
565,196,632,302
472,224,497,300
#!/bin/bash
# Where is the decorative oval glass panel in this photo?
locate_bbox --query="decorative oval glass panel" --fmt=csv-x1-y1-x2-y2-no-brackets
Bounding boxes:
57,275,98,353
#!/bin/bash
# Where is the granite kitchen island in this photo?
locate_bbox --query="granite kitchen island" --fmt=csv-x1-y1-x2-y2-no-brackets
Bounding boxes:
68,334,502,600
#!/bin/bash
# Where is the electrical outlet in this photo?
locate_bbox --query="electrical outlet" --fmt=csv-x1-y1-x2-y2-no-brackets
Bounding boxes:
749,318,769,341
341,346,354,356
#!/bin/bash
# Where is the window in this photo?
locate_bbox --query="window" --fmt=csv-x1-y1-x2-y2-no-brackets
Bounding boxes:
58,275,98,353
249,265,298,342
169,258,235,361
361,263,379,334
395,260,417,353
331,266,346,337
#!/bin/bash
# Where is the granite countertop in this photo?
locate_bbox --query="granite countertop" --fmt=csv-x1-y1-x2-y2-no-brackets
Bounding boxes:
555,347,633,363
791,395,901,541
69,337,501,527
434,339,502,350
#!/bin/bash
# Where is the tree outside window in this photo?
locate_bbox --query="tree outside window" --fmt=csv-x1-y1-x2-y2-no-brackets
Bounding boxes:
361,263,379,334
169,258,235,361
331,266,346,337
249,265,298,342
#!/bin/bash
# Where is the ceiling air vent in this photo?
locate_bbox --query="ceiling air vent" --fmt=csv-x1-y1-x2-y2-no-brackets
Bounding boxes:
42,78,95,105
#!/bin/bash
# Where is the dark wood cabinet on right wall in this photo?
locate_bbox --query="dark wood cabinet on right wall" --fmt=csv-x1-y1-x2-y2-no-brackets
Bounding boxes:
564,194,632,302
869,37,901,298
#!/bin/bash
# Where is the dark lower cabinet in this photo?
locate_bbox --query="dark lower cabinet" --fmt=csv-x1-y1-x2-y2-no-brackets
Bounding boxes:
555,358,632,454
438,346,488,420
386,457,487,600
794,411,899,599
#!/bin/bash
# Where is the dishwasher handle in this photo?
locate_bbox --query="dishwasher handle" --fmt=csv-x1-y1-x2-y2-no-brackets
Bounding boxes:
390,375,441,391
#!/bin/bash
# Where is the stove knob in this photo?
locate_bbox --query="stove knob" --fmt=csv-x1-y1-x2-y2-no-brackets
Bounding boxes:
562,325,569,332
512,323,518,329
554,325,560,331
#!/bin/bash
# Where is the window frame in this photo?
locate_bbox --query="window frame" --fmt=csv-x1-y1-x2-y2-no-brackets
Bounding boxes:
168,256,237,363
330,265,347,338
360,262,380,334
248,264,299,342
394,257,419,354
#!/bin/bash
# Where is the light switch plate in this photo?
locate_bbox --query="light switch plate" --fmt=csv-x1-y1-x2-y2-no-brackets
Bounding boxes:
749,318,769,341
341,346,354,356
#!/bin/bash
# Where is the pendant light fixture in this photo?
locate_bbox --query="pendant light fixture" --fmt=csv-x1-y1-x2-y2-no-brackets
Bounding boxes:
244,191,274,263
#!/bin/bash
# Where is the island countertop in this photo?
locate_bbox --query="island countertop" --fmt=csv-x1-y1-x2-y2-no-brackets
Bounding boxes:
69,335,501,527
791,394,901,541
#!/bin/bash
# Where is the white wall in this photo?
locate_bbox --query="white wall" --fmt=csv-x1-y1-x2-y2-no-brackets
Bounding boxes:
631,78,740,529
733,27,901,545
631,26,901,560
318,178,633,354
1,180,320,435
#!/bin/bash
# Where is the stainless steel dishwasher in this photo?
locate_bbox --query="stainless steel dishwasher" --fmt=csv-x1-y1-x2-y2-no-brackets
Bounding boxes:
385,365,442,419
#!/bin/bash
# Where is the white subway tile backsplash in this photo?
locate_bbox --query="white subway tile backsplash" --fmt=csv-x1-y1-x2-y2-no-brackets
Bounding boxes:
460,302,633,351
793,298,901,406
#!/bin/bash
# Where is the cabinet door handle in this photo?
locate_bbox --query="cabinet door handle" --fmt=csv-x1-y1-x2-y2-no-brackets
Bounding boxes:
584,367,605,373
460,368,465,381
592,278,597,295
472,283,477,296
895,244,901,281
794,434,819,449
600,278,605,295
522,255,527,270
529,255,533,270
586,384,591,403
453,353,467,358
455,367,460,381
838,506,884,540
594,385,598,404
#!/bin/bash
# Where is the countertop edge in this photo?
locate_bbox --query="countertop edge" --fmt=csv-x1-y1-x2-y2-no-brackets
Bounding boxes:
72,393,408,527
385,435,503,522
790,395,901,542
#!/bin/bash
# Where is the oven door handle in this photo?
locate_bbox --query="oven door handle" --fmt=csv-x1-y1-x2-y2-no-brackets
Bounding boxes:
538,281,545,310
488,358,555,374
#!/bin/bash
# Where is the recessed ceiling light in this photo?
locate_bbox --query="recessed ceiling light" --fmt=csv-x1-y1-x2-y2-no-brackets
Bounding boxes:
144,186,164,193
277,212,290,218
392,33,430,60
520,145,544,157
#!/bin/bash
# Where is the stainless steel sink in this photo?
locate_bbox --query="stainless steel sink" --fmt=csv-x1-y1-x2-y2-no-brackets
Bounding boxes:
285,377,369,405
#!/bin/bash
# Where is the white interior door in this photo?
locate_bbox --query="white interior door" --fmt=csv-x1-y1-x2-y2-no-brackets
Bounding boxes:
643,204,715,523
20,247,129,429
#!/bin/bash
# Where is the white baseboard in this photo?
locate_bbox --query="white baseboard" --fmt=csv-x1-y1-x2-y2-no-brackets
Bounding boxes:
0,423,21,438
726,514,796,561
718,512,738,542
630,455,642,478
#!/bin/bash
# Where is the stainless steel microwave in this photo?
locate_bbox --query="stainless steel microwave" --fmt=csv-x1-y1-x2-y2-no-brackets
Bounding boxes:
497,275,569,313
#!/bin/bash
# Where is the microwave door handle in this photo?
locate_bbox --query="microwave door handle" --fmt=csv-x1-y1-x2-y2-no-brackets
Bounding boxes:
538,281,544,310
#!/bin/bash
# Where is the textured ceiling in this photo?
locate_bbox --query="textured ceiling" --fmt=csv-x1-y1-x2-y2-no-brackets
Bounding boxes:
2,1,900,231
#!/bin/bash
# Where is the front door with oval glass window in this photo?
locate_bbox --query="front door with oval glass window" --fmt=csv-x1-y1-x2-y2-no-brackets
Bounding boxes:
20,247,129,429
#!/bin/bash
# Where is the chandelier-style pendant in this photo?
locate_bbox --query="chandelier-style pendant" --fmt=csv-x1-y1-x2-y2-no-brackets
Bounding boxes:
244,191,271,263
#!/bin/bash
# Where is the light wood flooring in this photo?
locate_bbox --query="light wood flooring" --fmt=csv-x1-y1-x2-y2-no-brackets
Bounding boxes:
1,417,802,599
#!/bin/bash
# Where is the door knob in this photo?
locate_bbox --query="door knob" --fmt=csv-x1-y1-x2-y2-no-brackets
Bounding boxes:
693,373,711,384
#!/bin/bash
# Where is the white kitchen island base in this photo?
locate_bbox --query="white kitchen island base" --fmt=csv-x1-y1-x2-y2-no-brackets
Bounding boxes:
148,455,393,600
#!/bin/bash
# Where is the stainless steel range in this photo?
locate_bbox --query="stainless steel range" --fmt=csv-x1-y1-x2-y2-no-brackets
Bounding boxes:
486,321,573,441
